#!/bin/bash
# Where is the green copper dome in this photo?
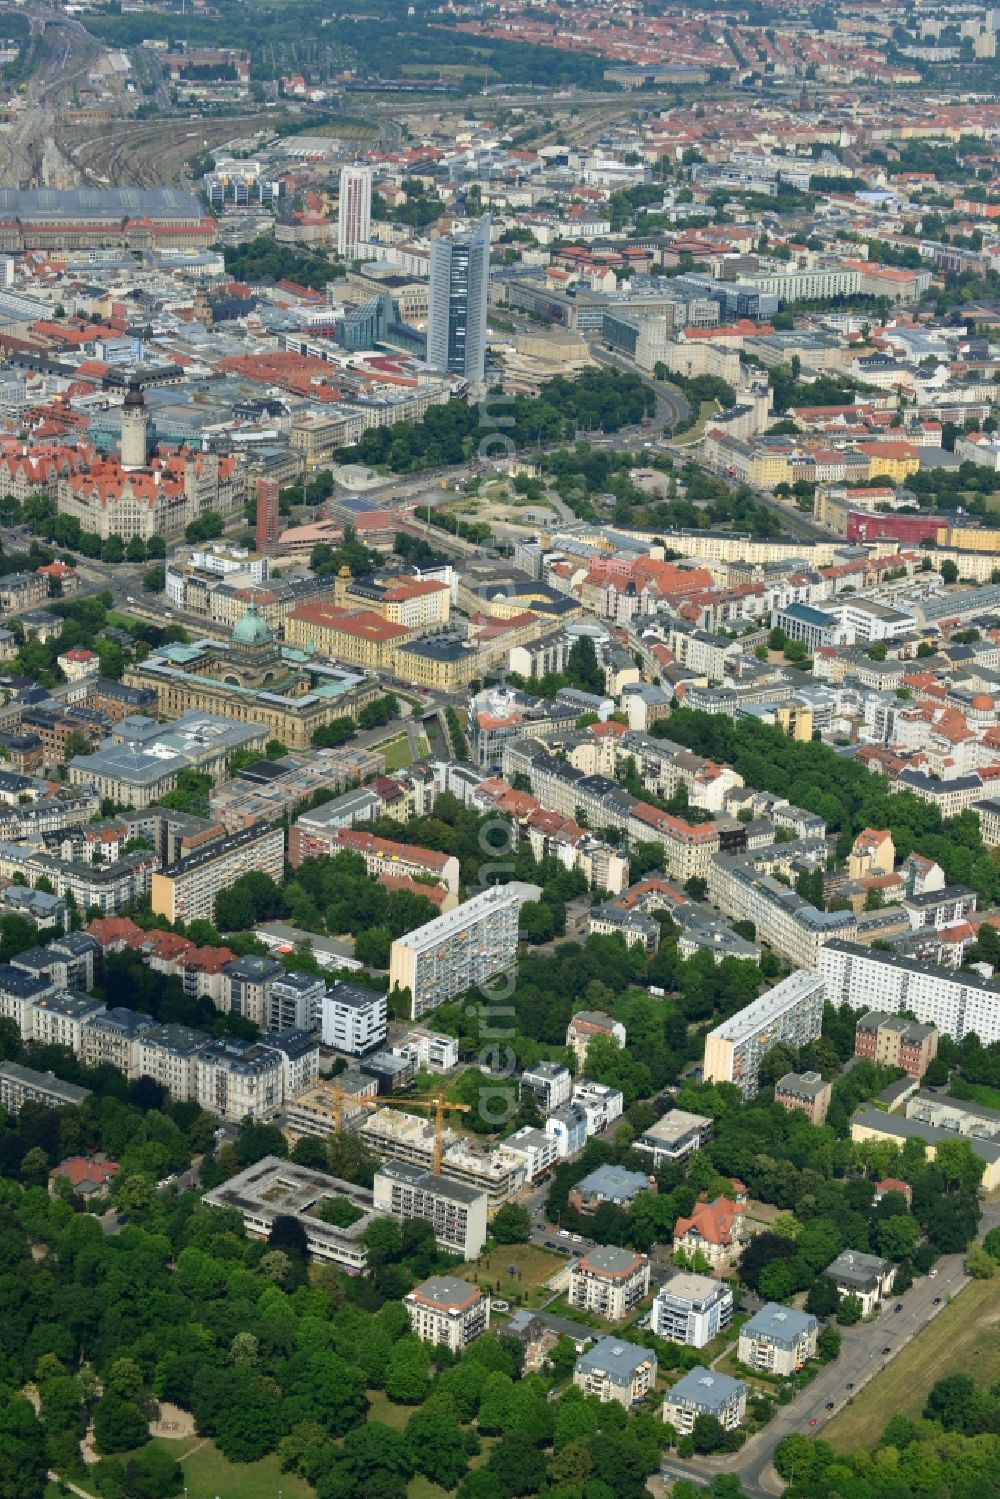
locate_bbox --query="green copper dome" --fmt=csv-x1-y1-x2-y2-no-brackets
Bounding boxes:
232,602,272,647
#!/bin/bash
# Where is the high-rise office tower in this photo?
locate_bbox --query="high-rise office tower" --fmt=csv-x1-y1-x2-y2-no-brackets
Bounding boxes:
337,165,372,257
255,477,280,555
427,216,491,389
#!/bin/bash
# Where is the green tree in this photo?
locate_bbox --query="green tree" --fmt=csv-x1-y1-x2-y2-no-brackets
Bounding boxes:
491,1202,531,1243
837,1292,863,1325
93,1395,150,1454
406,1408,469,1490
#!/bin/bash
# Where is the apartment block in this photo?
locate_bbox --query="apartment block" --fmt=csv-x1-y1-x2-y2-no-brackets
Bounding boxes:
321,980,388,1055
738,1304,818,1376
854,1011,939,1078
633,1108,714,1168
773,1069,832,1125
824,1249,895,1316
81,1006,155,1078
329,828,460,896
268,971,326,1033
0,1060,91,1114
574,1337,657,1407
404,1276,490,1352
394,1027,459,1073
820,941,1000,1045
373,1159,488,1259
708,846,856,968
569,1246,650,1321
703,971,826,1098
136,1022,209,1102
651,1273,733,1349
389,883,534,1020
663,1368,747,1435
151,823,284,925
571,1078,625,1135
225,955,284,1027
194,1036,285,1122
30,989,105,1052
360,1106,526,1209
566,1009,626,1069
502,1124,558,1183
520,1060,573,1112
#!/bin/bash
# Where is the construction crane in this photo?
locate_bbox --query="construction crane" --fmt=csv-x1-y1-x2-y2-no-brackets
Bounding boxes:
313,1077,471,1175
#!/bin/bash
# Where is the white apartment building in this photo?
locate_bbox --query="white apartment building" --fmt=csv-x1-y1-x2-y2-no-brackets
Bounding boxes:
404,1275,490,1352
389,883,536,1020
703,971,826,1098
81,1006,155,1079
321,980,388,1055
572,1078,625,1135
501,1125,558,1182
738,1304,818,1376
820,941,1000,1045
373,1159,488,1259
520,1060,573,1112
394,1027,459,1073
652,1273,733,1349
337,165,372,256
569,1246,650,1321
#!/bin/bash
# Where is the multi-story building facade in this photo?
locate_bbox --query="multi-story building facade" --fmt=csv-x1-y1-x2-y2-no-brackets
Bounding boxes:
388,883,531,1020
394,1028,459,1073
520,1061,573,1113
268,972,326,1034
136,1022,209,1102
321,980,388,1055
0,1059,91,1114
81,1006,155,1079
663,1368,747,1435
329,828,460,896
574,1337,657,1407
565,1010,626,1069
820,941,1000,1045
29,990,105,1052
651,1273,733,1349
569,1246,650,1321
633,1109,714,1168
337,165,372,256
824,1249,896,1316
427,217,491,388
360,1107,526,1209
854,1011,939,1078
151,823,285,925
738,1305,819,1376
703,972,826,1098
194,1036,285,1123
373,1159,488,1260
404,1275,490,1352
225,955,284,1028
571,1079,624,1135
773,1069,832,1125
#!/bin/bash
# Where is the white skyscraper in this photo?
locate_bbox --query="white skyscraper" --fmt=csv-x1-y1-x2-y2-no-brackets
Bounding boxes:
427,216,491,389
337,165,372,257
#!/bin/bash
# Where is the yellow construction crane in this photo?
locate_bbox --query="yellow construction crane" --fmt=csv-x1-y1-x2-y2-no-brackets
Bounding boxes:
317,1077,471,1175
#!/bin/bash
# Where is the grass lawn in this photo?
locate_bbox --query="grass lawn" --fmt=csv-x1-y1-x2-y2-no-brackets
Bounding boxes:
672,399,719,446
408,1479,450,1499
367,1388,416,1432
823,1278,1000,1454
463,1243,567,1304
135,1436,314,1499
951,1080,1000,1112
382,735,413,772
